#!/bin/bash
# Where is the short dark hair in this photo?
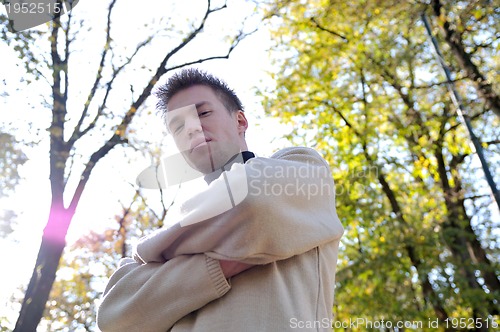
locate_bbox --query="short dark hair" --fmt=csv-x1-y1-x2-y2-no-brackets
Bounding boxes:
155,68,244,116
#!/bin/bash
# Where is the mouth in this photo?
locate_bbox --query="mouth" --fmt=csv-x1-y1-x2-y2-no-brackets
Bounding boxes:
190,137,211,153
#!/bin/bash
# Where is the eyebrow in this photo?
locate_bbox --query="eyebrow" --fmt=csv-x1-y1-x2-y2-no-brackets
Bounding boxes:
194,101,211,109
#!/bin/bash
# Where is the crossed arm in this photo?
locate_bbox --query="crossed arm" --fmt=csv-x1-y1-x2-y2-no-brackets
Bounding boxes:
97,147,343,331
97,254,231,331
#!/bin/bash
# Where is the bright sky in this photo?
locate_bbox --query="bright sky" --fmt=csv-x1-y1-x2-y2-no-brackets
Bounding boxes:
0,0,292,325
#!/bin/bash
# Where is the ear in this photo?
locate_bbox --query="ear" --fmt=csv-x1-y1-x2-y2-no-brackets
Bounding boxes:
235,110,248,134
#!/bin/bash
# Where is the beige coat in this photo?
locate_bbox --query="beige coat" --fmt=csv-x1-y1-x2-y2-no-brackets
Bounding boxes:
97,147,344,331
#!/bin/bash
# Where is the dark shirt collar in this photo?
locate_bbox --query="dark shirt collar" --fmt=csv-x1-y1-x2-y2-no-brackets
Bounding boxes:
204,151,255,184
241,151,256,163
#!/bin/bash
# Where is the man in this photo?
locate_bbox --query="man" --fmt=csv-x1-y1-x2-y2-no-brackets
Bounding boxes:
97,68,344,331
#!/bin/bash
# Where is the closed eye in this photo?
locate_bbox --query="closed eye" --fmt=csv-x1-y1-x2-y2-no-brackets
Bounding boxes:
174,124,184,134
198,110,211,117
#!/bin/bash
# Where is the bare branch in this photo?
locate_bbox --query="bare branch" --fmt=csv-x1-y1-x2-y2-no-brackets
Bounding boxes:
124,181,177,229
77,35,153,139
116,191,138,258
166,28,258,72
114,0,225,138
450,152,468,168
63,6,72,104
328,102,361,137
464,194,493,201
444,106,490,134
67,134,126,215
209,0,227,14
68,0,117,146
469,34,499,54
64,149,77,187
310,17,348,41
484,139,500,146
413,77,467,89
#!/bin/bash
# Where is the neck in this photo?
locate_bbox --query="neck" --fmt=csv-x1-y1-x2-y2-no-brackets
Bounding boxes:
203,150,254,184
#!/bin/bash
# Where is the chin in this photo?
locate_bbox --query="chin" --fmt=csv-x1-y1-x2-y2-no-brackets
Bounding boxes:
186,157,215,174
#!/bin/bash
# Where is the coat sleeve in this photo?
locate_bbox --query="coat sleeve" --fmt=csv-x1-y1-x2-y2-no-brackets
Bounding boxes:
96,254,230,332
135,147,344,265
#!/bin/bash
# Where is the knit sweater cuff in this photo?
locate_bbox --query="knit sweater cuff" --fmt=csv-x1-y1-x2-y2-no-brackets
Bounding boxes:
205,255,231,297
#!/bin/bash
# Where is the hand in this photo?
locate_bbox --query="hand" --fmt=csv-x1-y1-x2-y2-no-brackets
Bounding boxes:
219,260,254,278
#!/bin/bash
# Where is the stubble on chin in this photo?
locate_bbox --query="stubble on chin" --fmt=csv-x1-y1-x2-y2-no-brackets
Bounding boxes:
185,150,215,174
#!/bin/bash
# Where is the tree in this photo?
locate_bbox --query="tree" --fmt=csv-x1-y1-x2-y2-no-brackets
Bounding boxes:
1,0,256,330
260,0,499,327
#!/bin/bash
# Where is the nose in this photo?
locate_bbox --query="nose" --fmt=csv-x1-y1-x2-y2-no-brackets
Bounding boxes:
185,115,202,137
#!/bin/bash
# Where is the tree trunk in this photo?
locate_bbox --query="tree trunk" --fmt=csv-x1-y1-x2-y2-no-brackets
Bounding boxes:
458,202,500,295
374,168,450,324
13,206,72,331
434,147,498,317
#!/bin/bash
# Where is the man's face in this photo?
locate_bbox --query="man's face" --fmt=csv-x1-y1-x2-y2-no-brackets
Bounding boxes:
166,85,247,174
